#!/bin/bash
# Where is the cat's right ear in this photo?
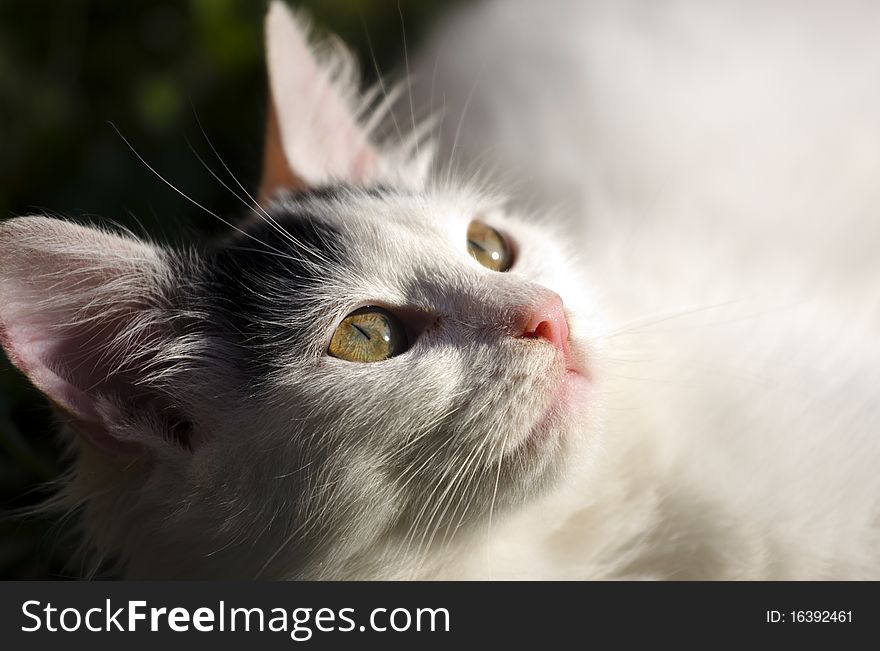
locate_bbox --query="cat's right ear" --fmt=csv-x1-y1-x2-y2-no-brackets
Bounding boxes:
258,1,377,202
0,216,201,457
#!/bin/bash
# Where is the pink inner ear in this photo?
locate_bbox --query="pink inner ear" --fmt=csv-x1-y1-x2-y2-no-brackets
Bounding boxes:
350,147,378,184
4,324,95,418
263,1,377,186
0,216,180,457
1,308,141,456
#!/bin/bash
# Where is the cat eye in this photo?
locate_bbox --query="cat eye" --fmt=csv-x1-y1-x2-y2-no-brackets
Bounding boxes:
328,306,409,362
467,220,513,272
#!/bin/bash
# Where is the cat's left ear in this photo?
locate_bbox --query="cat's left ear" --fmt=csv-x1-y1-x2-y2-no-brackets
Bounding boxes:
259,1,378,201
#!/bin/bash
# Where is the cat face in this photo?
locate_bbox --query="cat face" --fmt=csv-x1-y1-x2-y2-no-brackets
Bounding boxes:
0,2,600,578
199,182,597,576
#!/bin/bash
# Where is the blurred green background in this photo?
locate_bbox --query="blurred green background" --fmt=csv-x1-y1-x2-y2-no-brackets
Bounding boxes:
0,0,460,579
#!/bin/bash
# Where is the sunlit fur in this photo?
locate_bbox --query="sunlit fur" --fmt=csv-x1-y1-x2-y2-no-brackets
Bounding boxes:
1,0,880,579
0,185,598,579
424,0,880,579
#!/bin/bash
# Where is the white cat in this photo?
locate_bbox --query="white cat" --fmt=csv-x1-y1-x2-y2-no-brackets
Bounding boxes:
1,0,878,579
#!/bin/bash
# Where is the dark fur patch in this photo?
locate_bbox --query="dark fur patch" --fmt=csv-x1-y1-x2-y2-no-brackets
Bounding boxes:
200,190,350,376
195,184,403,379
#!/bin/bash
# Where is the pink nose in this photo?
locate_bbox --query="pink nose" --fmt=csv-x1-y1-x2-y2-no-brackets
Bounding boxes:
521,293,570,358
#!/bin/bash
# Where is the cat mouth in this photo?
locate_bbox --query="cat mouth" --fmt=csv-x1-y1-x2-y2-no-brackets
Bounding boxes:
509,357,589,457
538,369,586,429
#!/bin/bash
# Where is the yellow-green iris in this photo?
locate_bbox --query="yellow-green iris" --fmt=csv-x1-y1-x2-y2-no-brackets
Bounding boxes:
467,220,513,271
328,306,408,362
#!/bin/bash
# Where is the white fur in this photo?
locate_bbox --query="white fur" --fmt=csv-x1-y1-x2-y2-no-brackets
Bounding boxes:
1,0,879,579
421,0,880,578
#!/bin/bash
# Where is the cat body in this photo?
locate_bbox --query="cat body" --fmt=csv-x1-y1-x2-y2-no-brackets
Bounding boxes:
1,1,879,579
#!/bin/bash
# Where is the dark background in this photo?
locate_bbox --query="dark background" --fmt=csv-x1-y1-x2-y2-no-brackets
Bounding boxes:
0,0,461,579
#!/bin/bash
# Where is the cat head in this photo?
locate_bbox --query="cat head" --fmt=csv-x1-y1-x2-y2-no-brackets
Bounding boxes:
0,2,600,578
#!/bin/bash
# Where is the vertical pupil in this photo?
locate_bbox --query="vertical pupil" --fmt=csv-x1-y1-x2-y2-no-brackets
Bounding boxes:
328,307,407,362
352,323,371,340
467,220,511,271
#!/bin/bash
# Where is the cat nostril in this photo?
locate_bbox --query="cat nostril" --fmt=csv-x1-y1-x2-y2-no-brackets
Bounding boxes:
520,293,570,358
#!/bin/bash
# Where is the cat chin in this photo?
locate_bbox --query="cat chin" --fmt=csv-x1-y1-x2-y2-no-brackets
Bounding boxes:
506,369,585,456
491,371,591,519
